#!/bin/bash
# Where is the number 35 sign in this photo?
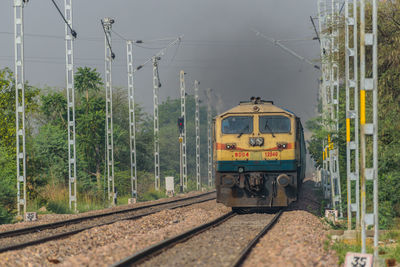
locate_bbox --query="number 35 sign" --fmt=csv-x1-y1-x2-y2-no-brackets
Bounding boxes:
344,252,373,267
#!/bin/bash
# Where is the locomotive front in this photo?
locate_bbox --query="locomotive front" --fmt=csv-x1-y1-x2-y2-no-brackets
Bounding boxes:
214,98,305,209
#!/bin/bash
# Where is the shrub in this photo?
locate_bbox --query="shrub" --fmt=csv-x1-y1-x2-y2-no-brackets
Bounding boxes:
0,206,13,224
138,189,167,202
46,201,71,214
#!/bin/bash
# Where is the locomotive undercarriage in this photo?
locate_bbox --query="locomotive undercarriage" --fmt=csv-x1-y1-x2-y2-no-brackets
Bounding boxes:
216,171,299,208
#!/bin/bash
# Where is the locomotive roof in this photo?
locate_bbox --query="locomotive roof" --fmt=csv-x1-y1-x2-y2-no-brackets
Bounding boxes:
216,100,296,118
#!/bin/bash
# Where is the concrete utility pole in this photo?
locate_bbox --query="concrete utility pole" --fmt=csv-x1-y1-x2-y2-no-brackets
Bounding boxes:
64,0,77,211
14,0,27,219
153,57,161,191
206,88,213,187
102,17,115,205
360,0,379,257
345,0,360,230
180,71,188,191
126,41,137,199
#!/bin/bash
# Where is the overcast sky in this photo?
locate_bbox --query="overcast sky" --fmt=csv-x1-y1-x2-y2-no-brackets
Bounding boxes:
0,0,321,123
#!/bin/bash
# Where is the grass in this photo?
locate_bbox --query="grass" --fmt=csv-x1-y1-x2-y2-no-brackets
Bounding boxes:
328,230,400,265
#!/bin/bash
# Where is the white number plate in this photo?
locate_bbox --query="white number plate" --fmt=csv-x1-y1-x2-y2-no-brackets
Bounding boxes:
344,252,373,267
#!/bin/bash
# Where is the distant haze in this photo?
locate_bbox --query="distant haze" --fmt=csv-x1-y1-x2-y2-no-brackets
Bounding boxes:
0,0,320,123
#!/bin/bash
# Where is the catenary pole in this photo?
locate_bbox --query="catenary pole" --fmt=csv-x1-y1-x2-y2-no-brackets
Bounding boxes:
318,0,332,202
360,0,379,256
180,71,188,191
103,17,115,205
153,57,161,190
14,0,27,219
126,41,137,199
206,88,213,187
64,0,77,211
194,80,201,190
345,0,360,230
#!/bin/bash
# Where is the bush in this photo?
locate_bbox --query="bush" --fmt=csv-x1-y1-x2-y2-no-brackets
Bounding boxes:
0,206,13,224
138,189,167,202
46,201,71,214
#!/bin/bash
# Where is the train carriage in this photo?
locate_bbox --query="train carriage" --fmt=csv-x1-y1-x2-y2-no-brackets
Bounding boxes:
214,97,306,210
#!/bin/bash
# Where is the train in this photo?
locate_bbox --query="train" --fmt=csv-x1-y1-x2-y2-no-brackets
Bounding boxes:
214,97,306,211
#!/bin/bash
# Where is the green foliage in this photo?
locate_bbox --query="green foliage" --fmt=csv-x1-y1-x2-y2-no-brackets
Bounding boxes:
46,200,71,214
138,189,167,202
0,67,39,152
0,65,212,222
0,146,16,221
75,67,103,101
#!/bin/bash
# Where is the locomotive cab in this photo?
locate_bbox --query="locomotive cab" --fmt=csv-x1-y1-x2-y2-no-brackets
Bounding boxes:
214,98,306,209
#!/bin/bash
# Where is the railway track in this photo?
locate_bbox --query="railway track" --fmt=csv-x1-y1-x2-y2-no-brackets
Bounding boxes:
112,209,283,267
0,191,216,253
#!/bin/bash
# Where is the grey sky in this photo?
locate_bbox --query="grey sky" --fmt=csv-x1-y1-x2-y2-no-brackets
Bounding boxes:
0,0,320,123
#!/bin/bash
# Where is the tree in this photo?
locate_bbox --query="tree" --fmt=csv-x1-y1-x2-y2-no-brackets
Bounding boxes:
0,67,39,153
75,67,103,102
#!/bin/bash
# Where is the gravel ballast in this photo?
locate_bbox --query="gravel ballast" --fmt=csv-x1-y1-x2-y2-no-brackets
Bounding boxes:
0,191,210,233
242,179,339,267
0,193,215,252
138,213,277,267
0,200,229,267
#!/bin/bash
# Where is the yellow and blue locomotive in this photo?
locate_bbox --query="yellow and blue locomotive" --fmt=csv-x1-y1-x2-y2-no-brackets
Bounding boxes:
214,97,306,210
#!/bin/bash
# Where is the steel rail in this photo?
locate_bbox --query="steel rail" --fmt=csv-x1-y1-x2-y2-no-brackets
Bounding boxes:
0,194,216,254
231,209,284,267
0,191,215,239
111,211,236,267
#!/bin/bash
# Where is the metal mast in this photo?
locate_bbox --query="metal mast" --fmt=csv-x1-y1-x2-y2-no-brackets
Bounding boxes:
153,57,161,190
318,0,332,202
194,80,201,190
64,0,77,212
103,17,115,205
206,88,213,187
345,0,360,230
329,0,343,217
360,0,379,256
126,41,137,199
179,71,188,191
14,0,27,219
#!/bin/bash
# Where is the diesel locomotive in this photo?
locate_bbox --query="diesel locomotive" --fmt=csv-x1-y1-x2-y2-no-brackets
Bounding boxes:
214,97,306,210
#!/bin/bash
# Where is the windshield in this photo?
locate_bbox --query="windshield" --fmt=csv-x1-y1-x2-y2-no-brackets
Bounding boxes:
222,116,253,134
259,116,291,133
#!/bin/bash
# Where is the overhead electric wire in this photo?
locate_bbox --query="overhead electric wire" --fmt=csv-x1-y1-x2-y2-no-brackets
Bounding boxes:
251,28,320,70
133,35,183,73
133,43,167,50
167,38,182,68
50,0,77,38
